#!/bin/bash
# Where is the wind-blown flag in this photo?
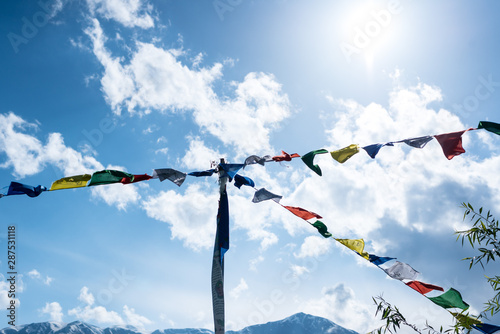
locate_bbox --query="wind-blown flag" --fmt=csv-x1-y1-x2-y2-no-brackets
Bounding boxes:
252,188,282,203
272,150,300,162
478,121,500,136
244,155,272,166
330,144,360,163
434,129,473,160
50,174,91,191
399,135,434,148
335,238,369,259
3,182,47,198
233,174,255,189
219,164,244,181
451,312,482,329
283,206,322,220
383,261,419,281
312,221,332,238
473,323,500,334
189,169,216,177
362,142,394,159
211,186,229,334
368,254,396,266
152,168,187,187
88,170,134,186
406,280,444,295
301,149,329,176
121,174,152,184
429,288,469,310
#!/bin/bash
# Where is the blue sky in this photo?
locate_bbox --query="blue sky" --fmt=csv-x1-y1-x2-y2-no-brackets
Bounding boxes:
1,0,500,332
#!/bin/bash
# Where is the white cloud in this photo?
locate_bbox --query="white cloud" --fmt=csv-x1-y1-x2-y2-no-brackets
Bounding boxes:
86,0,154,28
85,20,291,156
123,305,152,329
0,275,12,309
302,284,375,333
230,278,249,299
290,264,309,277
41,302,64,322
78,286,95,306
294,236,333,259
181,137,221,170
28,269,53,286
69,287,124,325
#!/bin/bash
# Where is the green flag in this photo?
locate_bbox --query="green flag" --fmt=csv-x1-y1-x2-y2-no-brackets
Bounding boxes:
429,288,469,310
312,221,332,238
88,170,134,186
301,149,329,176
478,121,500,136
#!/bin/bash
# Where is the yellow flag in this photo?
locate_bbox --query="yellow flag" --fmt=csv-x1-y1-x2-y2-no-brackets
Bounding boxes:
335,238,369,259
330,144,360,163
50,174,91,191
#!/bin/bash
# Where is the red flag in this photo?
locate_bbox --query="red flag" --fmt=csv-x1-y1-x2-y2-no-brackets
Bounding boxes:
283,206,322,220
434,129,473,160
272,150,301,162
406,280,444,294
121,174,152,184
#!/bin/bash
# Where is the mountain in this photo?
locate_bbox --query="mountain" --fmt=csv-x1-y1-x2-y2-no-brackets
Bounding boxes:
0,313,358,334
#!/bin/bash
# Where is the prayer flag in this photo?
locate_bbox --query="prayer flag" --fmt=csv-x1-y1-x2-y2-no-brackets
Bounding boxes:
399,135,434,148
211,186,229,334
88,170,134,186
189,169,216,177
121,174,152,184
284,206,322,220
312,221,332,238
406,281,444,294
368,254,396,266
429,288,469,310
219,164,244,181
362,142,394,159
5,182,47,198
335,238,369,259
252,188,282,203
152,168,187,187
244,155,272,166
272,150,300,162
478,121,500,136
330,144,360,163
383,261,419,280
301,149,329,176
434,129,473,160
473,323,500,334
49,174,91,191
451,312,482,329
233,174,255,189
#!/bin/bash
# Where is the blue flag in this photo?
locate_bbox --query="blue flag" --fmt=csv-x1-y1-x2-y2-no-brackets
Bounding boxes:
233,174,255,189
5,182,47,198
369,254,396,266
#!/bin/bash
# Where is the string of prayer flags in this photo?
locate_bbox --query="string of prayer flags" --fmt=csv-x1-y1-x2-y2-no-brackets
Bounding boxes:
272,150,300,162
330,144,360,163
335,238,369,259
121,174,152,184
3,182,47,198
473,323,500,334
434,129,474,160
219,164,244,181
478,121,500,136
311,221,332,238
88,170,134,186
397,135,434,149
362,142,394,159
301,149,329,176
49,174,91,191
188,169,216,177
429,288,469,310
211,185,229,334
406,280,444,295
383,261,419,281
283,206,322,220
152,168,187,187
244,155,272,166
233,174,255,189
252,188,282,203
368,254,396,266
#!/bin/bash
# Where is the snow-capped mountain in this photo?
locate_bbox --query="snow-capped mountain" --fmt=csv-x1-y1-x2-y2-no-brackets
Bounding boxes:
0,313,358,334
